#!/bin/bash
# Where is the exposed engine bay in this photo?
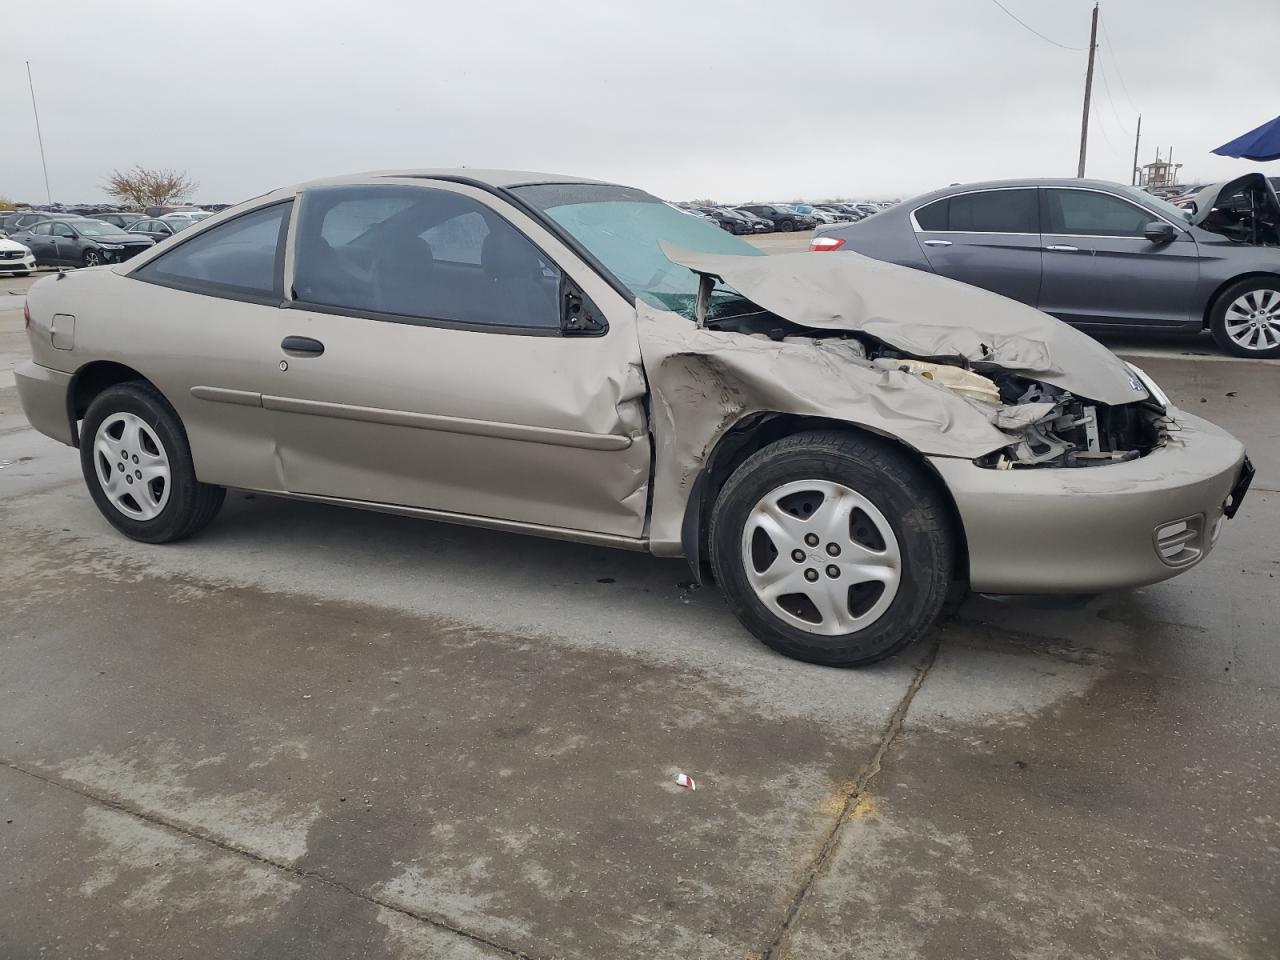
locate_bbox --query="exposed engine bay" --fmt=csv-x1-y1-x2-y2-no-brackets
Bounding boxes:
1190,172,1280,246
693,294,1169,469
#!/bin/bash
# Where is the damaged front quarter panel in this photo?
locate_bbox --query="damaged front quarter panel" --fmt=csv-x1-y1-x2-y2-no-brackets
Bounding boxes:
637,304,1032,556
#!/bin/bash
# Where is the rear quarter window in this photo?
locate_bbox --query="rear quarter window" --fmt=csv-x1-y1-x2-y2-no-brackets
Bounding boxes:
132,202,291,303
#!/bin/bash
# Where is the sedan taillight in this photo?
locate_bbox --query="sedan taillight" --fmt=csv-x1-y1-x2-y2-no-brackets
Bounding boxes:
810,236,845,252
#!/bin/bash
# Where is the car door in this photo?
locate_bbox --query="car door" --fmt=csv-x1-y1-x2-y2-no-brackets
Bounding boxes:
1037,187,1199,328
267,179,651,539
49,221,79,264
911,188,1043,304
123,200,293,492
22,223,54,263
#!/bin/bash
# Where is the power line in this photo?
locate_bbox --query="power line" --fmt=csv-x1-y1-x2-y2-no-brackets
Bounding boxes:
1098,11,1139,112
987,0,1086,51
1095,56,1131,139
1089,97,1125,163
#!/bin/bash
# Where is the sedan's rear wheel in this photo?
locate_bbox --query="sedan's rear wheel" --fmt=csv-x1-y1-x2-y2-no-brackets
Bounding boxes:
82,249,102,268
1210,278,1280,358
710,430,954,667
80,382,226,543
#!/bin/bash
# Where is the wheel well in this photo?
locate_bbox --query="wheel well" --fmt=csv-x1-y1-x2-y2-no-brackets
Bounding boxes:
681,413,971,587
1201,272,1280,328
67,361,154,447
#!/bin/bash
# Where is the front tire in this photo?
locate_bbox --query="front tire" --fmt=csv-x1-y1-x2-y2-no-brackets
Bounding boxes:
1209,278,1280,358
80,382,226,543
709,430,954,667
83,248,103,268
779,219,795,232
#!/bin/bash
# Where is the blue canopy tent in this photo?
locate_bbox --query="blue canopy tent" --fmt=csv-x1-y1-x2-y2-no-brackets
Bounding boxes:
1212,115,1280,161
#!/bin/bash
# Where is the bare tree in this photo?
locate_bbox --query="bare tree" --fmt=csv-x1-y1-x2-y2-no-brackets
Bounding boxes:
0,197,15,212
101,167,198,210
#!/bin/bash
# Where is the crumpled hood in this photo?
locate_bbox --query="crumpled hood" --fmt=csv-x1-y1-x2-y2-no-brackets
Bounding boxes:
1188,172,1280,225
661,243,1148,406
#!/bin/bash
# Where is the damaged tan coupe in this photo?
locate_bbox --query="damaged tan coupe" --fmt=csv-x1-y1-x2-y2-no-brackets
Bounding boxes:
16,171,1255,666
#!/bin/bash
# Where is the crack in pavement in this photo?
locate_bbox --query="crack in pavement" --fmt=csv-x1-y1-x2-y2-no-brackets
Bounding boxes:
0,756,543,960
758,638,941,960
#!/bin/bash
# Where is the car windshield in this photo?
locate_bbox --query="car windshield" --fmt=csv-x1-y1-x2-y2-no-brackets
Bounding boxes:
1119,186,1191,222
513,183,764,319
69,220,121,237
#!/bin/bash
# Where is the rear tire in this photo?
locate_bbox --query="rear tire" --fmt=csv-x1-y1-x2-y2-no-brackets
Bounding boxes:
709,430,953,667
1209,277,1280,358
80,382,226,543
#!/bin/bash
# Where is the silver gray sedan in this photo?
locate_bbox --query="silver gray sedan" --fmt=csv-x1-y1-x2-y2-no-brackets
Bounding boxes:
811,174,1280,358
14,169,1253,667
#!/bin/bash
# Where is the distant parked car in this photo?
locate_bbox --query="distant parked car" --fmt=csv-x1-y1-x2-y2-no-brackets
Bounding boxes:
144,205,207,218
731,208,773,233
2,211,61,237
810,175,1280,358
738,204,814,232
129,218,187,243
812,205,858,222
93,212,146,231
696,207,754,235
789,204,839,225
0,236,37,276
10,217,155,268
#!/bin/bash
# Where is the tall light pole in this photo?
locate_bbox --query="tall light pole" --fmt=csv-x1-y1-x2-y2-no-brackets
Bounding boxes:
26,61,53,204
1076,3,1099,178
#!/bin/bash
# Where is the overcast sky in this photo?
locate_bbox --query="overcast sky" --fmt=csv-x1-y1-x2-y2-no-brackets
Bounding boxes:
4,0,1279,205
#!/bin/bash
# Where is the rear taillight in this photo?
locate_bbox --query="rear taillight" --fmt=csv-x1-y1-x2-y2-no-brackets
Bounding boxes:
23,302,31,330
810,236,845,252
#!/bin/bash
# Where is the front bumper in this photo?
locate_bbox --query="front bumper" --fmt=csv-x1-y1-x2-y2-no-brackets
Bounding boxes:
0,254,36,272
930,411,1249,593
14,360,74,446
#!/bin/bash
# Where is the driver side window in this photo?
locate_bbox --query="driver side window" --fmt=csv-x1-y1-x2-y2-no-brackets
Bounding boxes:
291,184,562,332
1043,189,1153,238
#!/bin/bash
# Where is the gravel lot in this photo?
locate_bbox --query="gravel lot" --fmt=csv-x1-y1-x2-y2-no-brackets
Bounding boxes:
1,266,1276,959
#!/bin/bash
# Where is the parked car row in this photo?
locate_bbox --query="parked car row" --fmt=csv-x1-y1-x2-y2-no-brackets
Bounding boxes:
0,208,218,272
674,200,898,235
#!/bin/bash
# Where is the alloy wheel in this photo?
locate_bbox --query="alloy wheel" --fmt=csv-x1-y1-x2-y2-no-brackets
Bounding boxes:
84,250,102,267
93,412,171,520
739,479,901,636
1224,289,1280,352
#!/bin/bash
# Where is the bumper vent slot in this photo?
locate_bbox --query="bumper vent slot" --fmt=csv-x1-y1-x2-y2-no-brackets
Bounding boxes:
1154,516,1204,568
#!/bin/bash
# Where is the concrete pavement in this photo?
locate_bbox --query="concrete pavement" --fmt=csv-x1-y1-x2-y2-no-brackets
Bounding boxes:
0,271,1276,958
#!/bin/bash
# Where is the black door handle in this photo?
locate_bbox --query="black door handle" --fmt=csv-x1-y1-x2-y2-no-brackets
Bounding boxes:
281,336,324,356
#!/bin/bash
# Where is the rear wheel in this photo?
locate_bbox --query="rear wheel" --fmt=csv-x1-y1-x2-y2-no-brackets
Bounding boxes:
1210,278,1280,358
80,382,225,543
710,430,954,667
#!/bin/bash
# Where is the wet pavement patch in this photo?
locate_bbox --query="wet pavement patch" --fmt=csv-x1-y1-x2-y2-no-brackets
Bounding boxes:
0,531,899,959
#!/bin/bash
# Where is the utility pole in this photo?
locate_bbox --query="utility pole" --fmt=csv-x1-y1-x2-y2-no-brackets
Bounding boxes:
1076,2,1099,178
26,61,53,205
1130,114,1142,185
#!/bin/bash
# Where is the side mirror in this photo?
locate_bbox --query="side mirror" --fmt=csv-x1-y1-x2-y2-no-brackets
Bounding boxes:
1144,221,1177,244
